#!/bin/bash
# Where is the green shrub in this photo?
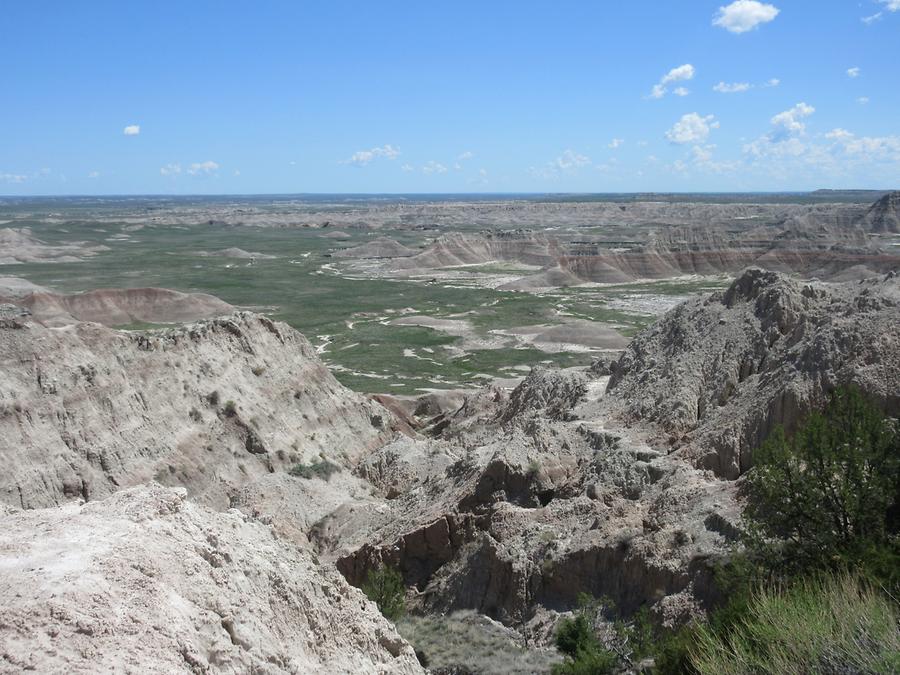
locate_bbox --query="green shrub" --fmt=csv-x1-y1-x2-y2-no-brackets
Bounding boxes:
223,399,237,416
362,565,406,621
288,459,341,480
744,386,899,586
690,573,900,675
552,594,618,675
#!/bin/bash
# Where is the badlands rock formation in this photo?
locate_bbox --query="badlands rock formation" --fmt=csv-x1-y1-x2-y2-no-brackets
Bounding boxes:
600,268,900,478
859,190,900,234
0,311,393,510
12,287,234,327
0,227,108,264
334,237,417,259
0,484,422,674
1,267,896,672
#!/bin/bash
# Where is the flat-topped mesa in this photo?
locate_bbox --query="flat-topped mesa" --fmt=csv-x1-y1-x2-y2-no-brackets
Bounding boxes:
0,311,394,510
603,267,900,478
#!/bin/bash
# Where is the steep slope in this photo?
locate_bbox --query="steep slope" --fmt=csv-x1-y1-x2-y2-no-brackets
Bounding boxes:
858,190,900,234
334,237,417,259
0,311,393,509
0,484,422,674
601,268,900,478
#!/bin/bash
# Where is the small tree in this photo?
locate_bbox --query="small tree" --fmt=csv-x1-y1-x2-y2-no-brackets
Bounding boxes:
362,565,406,621
744,386,899,583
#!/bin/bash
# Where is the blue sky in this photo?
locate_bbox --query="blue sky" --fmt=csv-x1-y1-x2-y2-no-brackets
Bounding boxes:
1,0,898,195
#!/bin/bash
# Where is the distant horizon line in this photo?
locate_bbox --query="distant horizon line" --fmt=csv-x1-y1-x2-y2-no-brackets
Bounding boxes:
0,188,894,200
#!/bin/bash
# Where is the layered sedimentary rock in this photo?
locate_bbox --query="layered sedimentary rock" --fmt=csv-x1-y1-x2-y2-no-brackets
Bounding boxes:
334,237,417,259
13,287,234,327
859,190,900,234
0,227,108,264
0,311,393,509
601,268,900,478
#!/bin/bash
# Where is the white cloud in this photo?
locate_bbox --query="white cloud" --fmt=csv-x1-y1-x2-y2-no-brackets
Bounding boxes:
160,163,181,176
529,149,592,179
847,67,861,78
879,0,900,10
422,161,448,174
770,102,815,137
342,144,400,166
673,87,690,96
554,149,591,170
765,78,780,87
862,12,882,24
858,96,870,105
713,81,751,93
478,168,487,177
123,124,140,136
649,64,694,99
87,171,100,179
713,1,780,33
401,163,414,172
187,161,219,176
608,138,624,149
1,173,27,183
825,128,853,141
665,113,719,144
457,151,474,160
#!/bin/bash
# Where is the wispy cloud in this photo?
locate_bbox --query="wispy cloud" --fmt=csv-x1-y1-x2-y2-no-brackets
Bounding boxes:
529,149,591,179
847,66,861,78
713,81,751,93
457,151,474,161
187,160,219,176
422,161,448,174
713,1,780,33
608,138,624,149
342,144,400,166
857,96,870,105
649,63,694,99
123,124,140,136
87,171,100,179
160,163,181,176
1,173,28,184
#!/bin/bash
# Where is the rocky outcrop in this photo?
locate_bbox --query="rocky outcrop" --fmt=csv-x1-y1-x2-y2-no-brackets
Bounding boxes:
603,268,900,478
0,311,393,509
334,237,417,259
0,484,422,674
858,191,900,234
13,287,234,327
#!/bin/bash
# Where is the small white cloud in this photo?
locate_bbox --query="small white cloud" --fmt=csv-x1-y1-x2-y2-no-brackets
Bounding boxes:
649,64,694,99
478,168,487,177
862,12,882,24
554,149,591,170
123,124,140,136
637,140,649,147
665,113,719,144
401,163,414,172
422,161,448,174
764,78,780,87
713,0,780,33
187,160,219,176
847,67,861,78
342,144,400,166
857,96,870,105
608,138,624,149
457,151,474,160
1,173,27,184
160,163,182,176
673,87,690,96
825,128,854,141
879,0,900,10
714,81,751,93
87,171,100,179
771,102,815,136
